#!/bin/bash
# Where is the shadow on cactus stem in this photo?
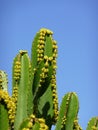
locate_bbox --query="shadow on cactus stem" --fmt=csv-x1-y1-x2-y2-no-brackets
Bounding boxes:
0,28,98,130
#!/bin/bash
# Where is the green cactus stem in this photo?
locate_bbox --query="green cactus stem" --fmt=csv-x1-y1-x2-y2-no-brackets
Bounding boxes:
86,117,98,130
12,50,33,130
55,92,80,130
31,28,58,128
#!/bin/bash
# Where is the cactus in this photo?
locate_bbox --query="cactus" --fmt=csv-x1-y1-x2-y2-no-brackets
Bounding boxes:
0,28,97,130
86,117,98,130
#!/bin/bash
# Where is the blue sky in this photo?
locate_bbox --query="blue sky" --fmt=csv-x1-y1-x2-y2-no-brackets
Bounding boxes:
0,0,98,129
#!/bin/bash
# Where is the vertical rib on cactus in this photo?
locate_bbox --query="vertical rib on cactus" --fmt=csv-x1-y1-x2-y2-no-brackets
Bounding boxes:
12,50,33,130
31,28,58,128
86,117,98,130
55,92,79,130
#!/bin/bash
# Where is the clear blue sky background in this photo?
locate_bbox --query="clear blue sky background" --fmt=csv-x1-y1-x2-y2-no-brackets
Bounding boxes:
0,0,98,129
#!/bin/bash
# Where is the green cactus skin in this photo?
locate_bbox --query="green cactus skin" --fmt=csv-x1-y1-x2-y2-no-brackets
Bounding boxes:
31,28,58,128
55,92,80,130
86,117,98,130
12,50,33,130
0,103,9,130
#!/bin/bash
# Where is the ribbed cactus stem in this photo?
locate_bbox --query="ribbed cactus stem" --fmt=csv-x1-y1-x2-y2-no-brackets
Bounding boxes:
12,50,33,130
55,92,80,130
31,28,58,128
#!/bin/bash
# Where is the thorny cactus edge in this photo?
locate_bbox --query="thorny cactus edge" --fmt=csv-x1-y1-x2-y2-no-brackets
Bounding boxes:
0,28,98,130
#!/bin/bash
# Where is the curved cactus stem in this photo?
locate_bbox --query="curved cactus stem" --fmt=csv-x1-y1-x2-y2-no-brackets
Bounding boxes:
86,117,98,130
55,92,79,130
13,50,33,130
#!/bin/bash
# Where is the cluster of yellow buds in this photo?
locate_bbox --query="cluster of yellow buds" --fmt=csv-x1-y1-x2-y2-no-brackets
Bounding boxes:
13,60,21,81
51,75,58,123
0,90,16,124
37,28,53,63
12,85,18,104
61,115,67,128
21,114,48,130
38,118,48,130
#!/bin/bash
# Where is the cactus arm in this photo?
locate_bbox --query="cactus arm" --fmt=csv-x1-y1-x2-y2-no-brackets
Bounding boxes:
13,51,33,130
86,117,98,130
55,92,79,130
65,93,79,130
31,28,58,128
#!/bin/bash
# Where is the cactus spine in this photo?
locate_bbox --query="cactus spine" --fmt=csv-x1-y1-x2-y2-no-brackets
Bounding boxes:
0,28,98,130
